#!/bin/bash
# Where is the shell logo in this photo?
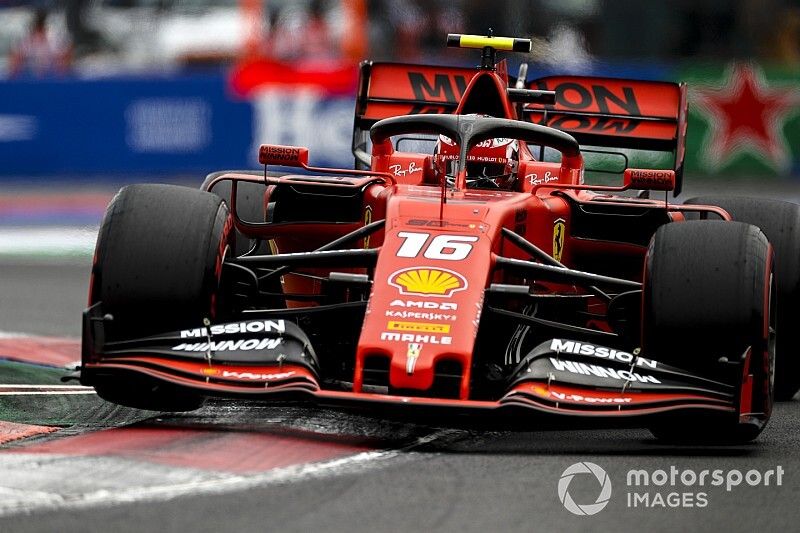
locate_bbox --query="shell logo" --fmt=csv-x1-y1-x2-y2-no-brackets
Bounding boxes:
388,267,467,297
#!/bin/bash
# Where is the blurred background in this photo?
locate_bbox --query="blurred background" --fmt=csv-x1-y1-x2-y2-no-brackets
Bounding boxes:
2,0,800,258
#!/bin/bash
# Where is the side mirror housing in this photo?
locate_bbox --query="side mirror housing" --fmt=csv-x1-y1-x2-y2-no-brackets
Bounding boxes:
258,144,309,167
623,168,676,191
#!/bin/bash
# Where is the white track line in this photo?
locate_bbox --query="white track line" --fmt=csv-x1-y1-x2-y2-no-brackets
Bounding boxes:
0,331,35,339
0,429,457,517
0,385,91,389
0,227,97,257
0,384,95,395
0,391,96,396
0,330,79,341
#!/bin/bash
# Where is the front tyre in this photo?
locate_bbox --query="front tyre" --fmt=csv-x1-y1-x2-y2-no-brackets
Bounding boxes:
92,184,233,341
89,184,233,411
642,220,775,443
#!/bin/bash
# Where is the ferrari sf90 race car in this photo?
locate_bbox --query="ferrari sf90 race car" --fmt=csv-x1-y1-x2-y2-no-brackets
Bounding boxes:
79,34,800,443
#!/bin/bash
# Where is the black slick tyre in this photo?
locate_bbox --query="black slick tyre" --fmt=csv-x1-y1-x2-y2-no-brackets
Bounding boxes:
92,184,233,341
89,184,233,411
643,220,775,443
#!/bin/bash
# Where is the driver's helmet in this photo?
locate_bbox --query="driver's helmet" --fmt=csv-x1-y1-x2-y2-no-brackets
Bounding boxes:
434,133,519,190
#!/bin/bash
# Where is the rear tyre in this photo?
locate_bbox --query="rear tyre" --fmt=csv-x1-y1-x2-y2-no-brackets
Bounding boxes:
90,184,233,411
685,195,800,400
643,220,775,443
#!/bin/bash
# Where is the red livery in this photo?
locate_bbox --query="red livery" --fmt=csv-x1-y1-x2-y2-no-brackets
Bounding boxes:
80,34,800,443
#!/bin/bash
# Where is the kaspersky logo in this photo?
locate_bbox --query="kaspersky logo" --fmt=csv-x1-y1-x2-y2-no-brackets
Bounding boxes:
388,267,467,297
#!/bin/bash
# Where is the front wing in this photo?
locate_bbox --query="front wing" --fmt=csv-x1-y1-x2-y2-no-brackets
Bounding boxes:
80,306,742,423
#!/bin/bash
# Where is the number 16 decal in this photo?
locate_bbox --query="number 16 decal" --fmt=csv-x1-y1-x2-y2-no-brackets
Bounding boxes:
396,232,478,261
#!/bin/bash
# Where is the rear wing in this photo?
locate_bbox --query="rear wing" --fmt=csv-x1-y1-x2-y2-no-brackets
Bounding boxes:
352,62,688,194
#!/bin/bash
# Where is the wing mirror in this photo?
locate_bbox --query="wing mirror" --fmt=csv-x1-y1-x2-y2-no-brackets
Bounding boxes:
623,169,676,191
258,144,310,167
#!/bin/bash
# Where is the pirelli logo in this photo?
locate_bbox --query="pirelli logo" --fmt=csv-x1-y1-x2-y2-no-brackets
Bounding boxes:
387,321,451,333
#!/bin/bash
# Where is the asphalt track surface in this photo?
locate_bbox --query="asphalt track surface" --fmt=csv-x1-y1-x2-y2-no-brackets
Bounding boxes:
2,184,800,532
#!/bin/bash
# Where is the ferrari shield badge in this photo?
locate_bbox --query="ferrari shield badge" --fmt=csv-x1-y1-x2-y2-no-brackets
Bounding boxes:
406,343,422,374
363,206,373,249
553,218,566,262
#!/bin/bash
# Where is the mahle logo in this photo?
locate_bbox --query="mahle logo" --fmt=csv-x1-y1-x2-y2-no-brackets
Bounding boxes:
558,462,612,516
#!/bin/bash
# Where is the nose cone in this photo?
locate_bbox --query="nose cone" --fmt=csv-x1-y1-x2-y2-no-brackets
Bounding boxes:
356,242,491,398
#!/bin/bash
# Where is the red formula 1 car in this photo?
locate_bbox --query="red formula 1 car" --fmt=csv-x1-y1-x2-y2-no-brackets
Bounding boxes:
80,34,800,443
